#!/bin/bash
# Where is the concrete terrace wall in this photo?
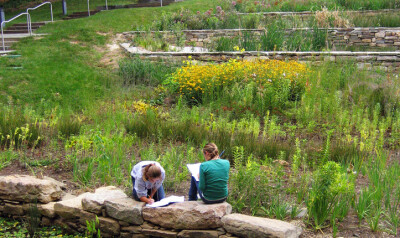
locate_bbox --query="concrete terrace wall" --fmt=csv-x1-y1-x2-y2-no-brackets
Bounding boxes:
123,27,400,49
0,175,302,238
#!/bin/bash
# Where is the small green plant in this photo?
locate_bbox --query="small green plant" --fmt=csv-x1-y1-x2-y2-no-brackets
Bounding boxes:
354,187,374,224
85,216,101,238
26,200,40,238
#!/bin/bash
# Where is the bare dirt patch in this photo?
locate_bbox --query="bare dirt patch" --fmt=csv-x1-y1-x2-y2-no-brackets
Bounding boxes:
95,33,126,69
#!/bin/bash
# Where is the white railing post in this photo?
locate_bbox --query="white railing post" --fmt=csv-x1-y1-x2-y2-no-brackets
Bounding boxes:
1,22,5,52
27,14,31,36
106,0,108,10
161,0,163,7
87,0,91,16
26,2,54,35
50,4,53,22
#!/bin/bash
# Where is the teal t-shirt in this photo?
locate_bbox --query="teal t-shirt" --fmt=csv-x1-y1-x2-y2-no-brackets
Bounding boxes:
199,159,230,200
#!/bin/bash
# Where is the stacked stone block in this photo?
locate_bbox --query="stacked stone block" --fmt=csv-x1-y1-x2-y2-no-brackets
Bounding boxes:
124,28,400,50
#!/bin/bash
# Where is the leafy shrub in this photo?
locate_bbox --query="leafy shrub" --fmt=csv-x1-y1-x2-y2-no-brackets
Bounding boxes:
306,161,354,230
228,146,271,214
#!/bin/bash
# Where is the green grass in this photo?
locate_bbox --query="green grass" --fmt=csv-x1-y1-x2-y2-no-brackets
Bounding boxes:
0,0,218,111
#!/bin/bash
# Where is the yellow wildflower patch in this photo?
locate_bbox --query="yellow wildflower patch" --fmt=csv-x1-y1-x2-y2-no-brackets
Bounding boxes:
169,59,310,100
132,100,155,114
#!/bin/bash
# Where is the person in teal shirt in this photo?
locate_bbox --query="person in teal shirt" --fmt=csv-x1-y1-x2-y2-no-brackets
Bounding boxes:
188,143,230,204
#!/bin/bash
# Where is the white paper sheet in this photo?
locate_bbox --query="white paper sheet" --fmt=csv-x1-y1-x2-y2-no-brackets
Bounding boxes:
186,163,201,181
145,195,185,208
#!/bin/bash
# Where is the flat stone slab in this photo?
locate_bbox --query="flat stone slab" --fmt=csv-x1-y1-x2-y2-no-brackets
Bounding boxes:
82,186,128,214
0,175,63,203
142,229,178,238
105,197,145,225
39,202,56,218
142,201,231,229
222,214,302,238
54,192,90,219
178,230,219,238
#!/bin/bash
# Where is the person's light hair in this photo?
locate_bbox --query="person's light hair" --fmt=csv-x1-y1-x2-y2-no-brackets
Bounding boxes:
203,143,219,160
142,163,161,181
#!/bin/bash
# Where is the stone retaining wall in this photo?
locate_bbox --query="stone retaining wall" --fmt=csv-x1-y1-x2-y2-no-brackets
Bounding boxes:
237,8,400,17
0,175,302,238
123,27,400,50
120,45,400,72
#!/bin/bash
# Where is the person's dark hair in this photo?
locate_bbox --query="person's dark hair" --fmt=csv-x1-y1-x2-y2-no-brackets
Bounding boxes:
142,163,161,181
203,143,219,160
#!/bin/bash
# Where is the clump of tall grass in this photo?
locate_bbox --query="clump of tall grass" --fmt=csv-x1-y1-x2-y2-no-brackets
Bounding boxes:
315,7,352,28
119,56,180,86
124,104,293,161
66,128,137,186
56,114,82,138
213,24,328,52
0,108,42,149
133,31,170,52
351,13,400,27
218,0,400,12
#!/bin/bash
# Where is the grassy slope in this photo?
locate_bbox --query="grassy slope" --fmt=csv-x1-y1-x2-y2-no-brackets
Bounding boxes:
0,0,216,111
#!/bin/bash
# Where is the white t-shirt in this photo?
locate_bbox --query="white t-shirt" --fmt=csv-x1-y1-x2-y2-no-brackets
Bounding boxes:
130,161,165,198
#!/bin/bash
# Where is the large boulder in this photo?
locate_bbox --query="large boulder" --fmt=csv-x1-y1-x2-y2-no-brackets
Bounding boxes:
221,213,302,238
81,186,128,214
142,201,231,229
104,197,145,225
0,175,63,203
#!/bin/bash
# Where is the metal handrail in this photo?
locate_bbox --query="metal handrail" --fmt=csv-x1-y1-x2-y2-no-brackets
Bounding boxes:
26,1,53,35
1,12,31,52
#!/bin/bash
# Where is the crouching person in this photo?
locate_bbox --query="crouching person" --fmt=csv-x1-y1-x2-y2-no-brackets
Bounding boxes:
131,161,165,204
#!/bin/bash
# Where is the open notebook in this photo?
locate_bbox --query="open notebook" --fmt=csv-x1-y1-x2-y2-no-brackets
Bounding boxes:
186,163,201,181
145,195,185,208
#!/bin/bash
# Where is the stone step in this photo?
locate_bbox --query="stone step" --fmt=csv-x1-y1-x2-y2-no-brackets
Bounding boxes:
11,22,46,27
0,49,16,55
63,10,100,20
97,0,175,10
2,41,18,46
0,45,12,50
6,25,41,31
2,29,29,34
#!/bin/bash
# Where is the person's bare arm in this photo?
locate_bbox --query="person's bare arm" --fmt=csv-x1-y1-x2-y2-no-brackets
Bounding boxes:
139,196,154,204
